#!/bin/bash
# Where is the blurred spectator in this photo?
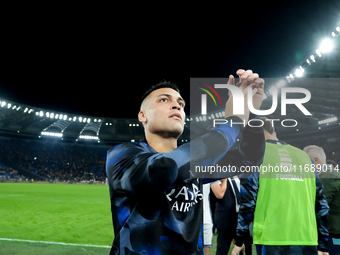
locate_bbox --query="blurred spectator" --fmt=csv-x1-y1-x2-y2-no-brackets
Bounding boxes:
212,177,252,255
203,182,219,255
304,146,340,255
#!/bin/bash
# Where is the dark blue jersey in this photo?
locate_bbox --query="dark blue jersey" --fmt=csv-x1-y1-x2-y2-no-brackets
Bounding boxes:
106,116,265,254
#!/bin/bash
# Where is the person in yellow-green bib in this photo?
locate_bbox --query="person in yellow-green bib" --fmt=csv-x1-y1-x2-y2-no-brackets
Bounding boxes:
232,117,329,255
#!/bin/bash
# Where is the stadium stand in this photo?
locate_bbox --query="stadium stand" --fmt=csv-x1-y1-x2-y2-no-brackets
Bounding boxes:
0,136,108,182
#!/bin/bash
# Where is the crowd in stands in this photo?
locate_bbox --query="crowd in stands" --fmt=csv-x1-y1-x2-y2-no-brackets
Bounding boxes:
0,166,22,181
0,136,110,183
0,134,338,184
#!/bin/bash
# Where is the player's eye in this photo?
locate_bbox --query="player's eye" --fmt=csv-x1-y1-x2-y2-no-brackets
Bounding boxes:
160,98,168,102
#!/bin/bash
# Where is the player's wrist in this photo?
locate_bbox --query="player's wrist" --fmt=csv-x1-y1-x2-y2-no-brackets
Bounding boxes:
234,235,244,248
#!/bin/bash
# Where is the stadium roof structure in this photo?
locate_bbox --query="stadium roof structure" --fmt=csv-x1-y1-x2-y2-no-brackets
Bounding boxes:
0,69,339,147
0,100,191,145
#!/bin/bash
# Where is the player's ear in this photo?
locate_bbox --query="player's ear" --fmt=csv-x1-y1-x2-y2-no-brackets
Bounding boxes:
138,110,147,124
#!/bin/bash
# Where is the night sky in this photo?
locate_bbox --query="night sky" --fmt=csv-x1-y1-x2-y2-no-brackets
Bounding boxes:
0,1,339,119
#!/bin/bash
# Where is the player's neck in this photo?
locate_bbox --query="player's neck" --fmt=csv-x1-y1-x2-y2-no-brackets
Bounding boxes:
145,133,178,153
264,132,278,141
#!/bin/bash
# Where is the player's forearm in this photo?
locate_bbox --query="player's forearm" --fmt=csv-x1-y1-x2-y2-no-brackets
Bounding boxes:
107,116,243,192
239,114,265,166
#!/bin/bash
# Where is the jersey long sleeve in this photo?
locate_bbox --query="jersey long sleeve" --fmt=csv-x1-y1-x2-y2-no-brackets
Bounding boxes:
106,116,265,255
315,172,329,252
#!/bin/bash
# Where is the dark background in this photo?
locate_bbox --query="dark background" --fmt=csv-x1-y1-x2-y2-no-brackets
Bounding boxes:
0,1,339,119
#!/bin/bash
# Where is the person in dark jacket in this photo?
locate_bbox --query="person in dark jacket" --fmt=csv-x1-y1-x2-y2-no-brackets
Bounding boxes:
304,146,340,255
212,176,252,255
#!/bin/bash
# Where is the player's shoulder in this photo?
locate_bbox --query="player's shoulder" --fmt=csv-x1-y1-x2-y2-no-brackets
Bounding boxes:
287,144,309,155
107,141,148,160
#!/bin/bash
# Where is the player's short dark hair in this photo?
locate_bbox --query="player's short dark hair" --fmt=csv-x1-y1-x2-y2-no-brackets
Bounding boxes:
260,117,275,134
140,81,180,105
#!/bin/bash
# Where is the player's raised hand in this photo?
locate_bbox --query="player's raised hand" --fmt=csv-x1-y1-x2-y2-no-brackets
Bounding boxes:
236,69,265,111
224,74,249,121
224,69,261,123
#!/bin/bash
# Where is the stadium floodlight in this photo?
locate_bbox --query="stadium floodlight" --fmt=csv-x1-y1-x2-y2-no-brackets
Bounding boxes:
7,103,11,109
79,135,99,140
306,59,311,65
269,86,277,95
310,55,316,62
336,27,340,32
1,101,6,107
316,49,322,57
289,73,294,82
41,131,63,137
276,80,286,88
320,38,333,53
332,32,336,37
295,69,303,77
318,116,338,125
